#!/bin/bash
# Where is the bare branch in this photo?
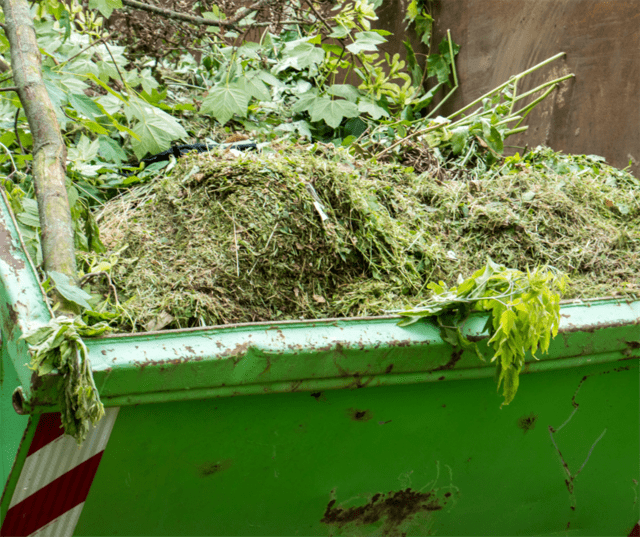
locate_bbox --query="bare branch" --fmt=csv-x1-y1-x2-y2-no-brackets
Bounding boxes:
0,85,18,92
121,0,237,28
2,0,78,313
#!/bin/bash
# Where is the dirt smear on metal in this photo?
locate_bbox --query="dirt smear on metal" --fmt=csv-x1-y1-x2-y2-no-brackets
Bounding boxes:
321,488,443,536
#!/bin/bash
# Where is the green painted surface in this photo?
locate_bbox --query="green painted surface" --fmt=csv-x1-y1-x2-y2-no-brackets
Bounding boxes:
76,359,638,536
0,345,29,497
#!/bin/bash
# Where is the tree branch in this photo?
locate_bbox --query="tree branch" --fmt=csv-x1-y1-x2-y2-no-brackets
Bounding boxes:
120,0,233,27
2,0,78,313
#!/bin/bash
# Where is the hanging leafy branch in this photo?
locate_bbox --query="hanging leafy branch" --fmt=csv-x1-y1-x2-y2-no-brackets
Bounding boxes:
396,259,569,406
22,316,111,443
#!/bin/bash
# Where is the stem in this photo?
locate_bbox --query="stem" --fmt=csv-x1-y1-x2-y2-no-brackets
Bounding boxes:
511,74,574,105
514,84,557,128
448,52,567,120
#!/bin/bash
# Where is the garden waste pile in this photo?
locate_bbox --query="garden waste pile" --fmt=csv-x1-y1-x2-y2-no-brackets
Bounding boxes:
95,143,640,332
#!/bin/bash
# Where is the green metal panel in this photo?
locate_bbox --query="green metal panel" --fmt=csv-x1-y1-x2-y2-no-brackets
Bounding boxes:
0,344,29,492
76,359,638,536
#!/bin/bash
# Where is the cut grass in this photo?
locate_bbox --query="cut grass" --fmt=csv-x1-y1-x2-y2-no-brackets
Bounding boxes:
92,144,640,331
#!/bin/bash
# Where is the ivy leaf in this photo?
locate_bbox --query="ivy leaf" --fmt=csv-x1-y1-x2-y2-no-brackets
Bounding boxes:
200,84,249,125
48,271,93,310
309,97,358,129
346,31,387,54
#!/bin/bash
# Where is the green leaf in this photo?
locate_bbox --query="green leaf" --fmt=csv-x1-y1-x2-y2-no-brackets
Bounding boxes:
48,271,93,310
412,83,442,113
309,97,359,129
200,84,250,125
328,25,349,39
357,99,389,120
68,93,103,120
427,54,450,85
98,135,127,164
327,84,361,103
238,75,271,101
291,91,319,114
397,259,568,406
481,121,504,154
346,31,387,54
127,99,188,159
88,0,122,18
449,126,469,155
439,37,461,65
282,40,325,70
415,13,433,45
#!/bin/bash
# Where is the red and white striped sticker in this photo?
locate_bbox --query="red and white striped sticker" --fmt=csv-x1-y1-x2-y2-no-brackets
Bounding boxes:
1,408,118,537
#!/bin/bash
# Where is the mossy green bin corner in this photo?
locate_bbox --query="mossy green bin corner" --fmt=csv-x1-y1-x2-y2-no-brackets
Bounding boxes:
0,190,638,536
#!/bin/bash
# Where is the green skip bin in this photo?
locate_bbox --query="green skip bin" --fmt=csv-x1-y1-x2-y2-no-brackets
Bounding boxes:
0,182,638,536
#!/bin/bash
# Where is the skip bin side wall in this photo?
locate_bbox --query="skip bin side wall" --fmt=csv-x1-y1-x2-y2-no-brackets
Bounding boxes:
75,358,639,536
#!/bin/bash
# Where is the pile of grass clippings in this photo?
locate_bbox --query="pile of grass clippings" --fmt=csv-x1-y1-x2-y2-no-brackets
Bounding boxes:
94,144,640,332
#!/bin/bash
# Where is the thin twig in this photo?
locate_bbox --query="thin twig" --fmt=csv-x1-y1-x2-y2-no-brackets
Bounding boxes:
0,86,18,92
303,0,332,32
121,0,237,27
78,271,119,304
121,0,269,28
13,108,24,154
103,41,127,92
61,32,114,66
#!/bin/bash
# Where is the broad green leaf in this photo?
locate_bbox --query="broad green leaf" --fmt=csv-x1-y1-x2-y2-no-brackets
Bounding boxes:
309,97,358,129
357,99,389,120
481,120,504,153
291,91,319,114
128,100,188,159
256,70,282,87
450,126,469,155
415,13,433,45
439,37,461,65
427,54,450,85
88,0,122,18
238,76,271,101
346,31,387,54
327,84,361,103
275,120,313,139
48,271,93,310
322,43,344,55
98,135,127,164
200,84,250,125
412,83,441,112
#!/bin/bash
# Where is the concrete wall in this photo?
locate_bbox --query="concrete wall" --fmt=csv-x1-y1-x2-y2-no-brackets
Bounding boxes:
376,0,639,175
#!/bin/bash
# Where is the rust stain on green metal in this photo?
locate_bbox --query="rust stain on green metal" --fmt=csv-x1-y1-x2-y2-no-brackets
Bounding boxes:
321,488,446,536
198,459,233,478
